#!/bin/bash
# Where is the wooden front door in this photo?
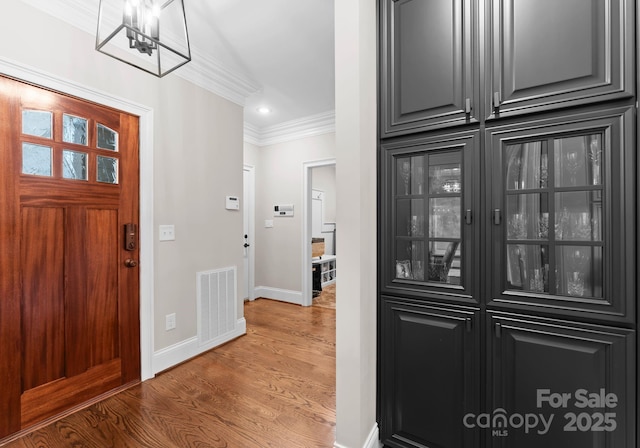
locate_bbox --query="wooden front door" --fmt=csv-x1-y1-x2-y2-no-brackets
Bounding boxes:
0,75,140,439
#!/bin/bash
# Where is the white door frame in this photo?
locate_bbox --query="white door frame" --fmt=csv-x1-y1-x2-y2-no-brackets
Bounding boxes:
0,57,155,381
302,158,336,307
243,164,256,301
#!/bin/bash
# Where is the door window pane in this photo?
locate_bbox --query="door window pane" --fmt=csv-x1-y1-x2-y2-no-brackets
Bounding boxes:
428,241,461,284
429,153,461,194
63,114,88,145
97,123,118,151
22,143,52,177
62,150,88,181
97,156,118,184
22,110,52,139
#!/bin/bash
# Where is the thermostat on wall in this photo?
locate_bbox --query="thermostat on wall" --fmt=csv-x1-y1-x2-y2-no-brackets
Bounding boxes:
226,196,240,210
274,204,294,217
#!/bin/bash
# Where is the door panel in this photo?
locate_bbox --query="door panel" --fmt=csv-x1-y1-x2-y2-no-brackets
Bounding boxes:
21,206,66,391
487,0,634,119
381,0,477,136
380,297,480,447
0,75,140,438
488,312,635,448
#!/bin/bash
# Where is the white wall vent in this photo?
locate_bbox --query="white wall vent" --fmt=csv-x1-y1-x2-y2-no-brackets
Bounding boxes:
197,266,237,347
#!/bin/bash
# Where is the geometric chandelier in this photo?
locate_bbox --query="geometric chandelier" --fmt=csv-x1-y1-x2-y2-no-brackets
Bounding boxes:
96,0,191,78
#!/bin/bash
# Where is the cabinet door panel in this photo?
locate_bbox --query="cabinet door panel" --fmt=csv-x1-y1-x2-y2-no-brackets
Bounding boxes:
381,0,477,136
487,0,634,119
380,298,480,448
488,313,635,448
381,130,480,304
487,107,635,322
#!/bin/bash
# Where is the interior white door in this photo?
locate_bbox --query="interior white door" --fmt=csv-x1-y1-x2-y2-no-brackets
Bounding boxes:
242,166,254,300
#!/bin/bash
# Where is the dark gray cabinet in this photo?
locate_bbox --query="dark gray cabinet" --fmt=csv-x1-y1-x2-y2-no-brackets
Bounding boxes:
377,1,637,447
380,0,478,136
488,313,635,448
485,0,635,120
380,297,480,448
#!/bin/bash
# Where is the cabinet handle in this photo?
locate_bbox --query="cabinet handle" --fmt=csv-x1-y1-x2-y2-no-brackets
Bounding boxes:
493,91,501,109
465,98,472,114
466,318,472,332
493,209,502,225
465,209,473,225
495,322,502,338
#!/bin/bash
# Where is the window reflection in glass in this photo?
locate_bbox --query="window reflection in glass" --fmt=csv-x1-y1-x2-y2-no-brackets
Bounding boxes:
22,143,52,177
395,240,425,281
554,134,602,187
397,199,425,237
555,246,603,299
428,241,461,285
97,123,118,151
22,110,52,139
429,198,461,238
429,153,461,194
506,142,548,190
555,191,602,241
63,114,88,145
506,244,549,293
97,156,118,184
506,194,549,240
62,150,88,181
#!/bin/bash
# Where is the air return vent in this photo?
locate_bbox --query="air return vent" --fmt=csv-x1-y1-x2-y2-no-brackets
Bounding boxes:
197,267,237,346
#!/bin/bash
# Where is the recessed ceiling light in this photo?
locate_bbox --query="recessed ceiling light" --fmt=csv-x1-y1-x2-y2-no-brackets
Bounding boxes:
257,106,272,114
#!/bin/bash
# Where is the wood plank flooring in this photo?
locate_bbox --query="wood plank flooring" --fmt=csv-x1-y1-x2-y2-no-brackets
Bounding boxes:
2,299,336,448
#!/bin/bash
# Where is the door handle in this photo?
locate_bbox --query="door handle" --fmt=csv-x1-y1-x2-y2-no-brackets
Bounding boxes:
244,243,250,248
124,259,138,268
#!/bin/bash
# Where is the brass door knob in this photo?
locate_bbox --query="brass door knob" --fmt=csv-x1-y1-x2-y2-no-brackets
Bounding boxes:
124,259,138,268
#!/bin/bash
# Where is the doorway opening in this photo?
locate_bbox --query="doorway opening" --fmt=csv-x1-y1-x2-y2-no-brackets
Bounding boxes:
302,159,336,307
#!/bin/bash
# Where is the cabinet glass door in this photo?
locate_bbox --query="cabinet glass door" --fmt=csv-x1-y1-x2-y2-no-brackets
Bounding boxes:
395,152,462,285
504,135,603,298
490,108,634,321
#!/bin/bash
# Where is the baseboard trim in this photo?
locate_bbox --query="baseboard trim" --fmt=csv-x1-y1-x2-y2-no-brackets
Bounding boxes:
254,286,303,305
152,318,247,374
334,423,380,448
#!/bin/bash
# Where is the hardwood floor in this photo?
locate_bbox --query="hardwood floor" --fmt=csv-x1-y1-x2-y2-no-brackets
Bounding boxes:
2,299,336,448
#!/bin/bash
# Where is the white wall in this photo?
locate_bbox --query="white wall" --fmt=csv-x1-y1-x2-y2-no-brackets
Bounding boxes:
334,0,378,447
312,164,337,223
1,2,245,359
244,133,336,297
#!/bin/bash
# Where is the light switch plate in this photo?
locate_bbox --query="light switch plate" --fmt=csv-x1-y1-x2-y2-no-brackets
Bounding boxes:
265,220,274,228
159,225,175,241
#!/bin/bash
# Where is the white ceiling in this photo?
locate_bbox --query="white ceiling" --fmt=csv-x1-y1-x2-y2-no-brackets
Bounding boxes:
21,0,336,143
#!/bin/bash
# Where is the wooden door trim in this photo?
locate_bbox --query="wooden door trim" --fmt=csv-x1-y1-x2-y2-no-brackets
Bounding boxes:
0,57,154,382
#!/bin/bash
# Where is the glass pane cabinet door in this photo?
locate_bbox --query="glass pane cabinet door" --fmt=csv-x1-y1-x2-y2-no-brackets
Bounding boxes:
383,131,478,303
395,152,462,285
491,109,634,320
504,137,603,298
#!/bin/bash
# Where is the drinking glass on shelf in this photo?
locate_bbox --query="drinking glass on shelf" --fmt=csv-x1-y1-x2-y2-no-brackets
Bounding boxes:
529,268,544,292
565,151,581,186
400,161,411,195
566,271,585,297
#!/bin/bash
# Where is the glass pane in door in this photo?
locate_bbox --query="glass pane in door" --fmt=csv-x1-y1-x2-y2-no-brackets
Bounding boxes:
505,142,548,190
554,134,603,187
555,246,603,298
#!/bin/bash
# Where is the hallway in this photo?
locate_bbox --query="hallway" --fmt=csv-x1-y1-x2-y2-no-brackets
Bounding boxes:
4,299,336,447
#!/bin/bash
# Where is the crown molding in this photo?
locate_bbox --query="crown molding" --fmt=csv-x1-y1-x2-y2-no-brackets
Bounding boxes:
244,110,336,147
20,0,261,106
